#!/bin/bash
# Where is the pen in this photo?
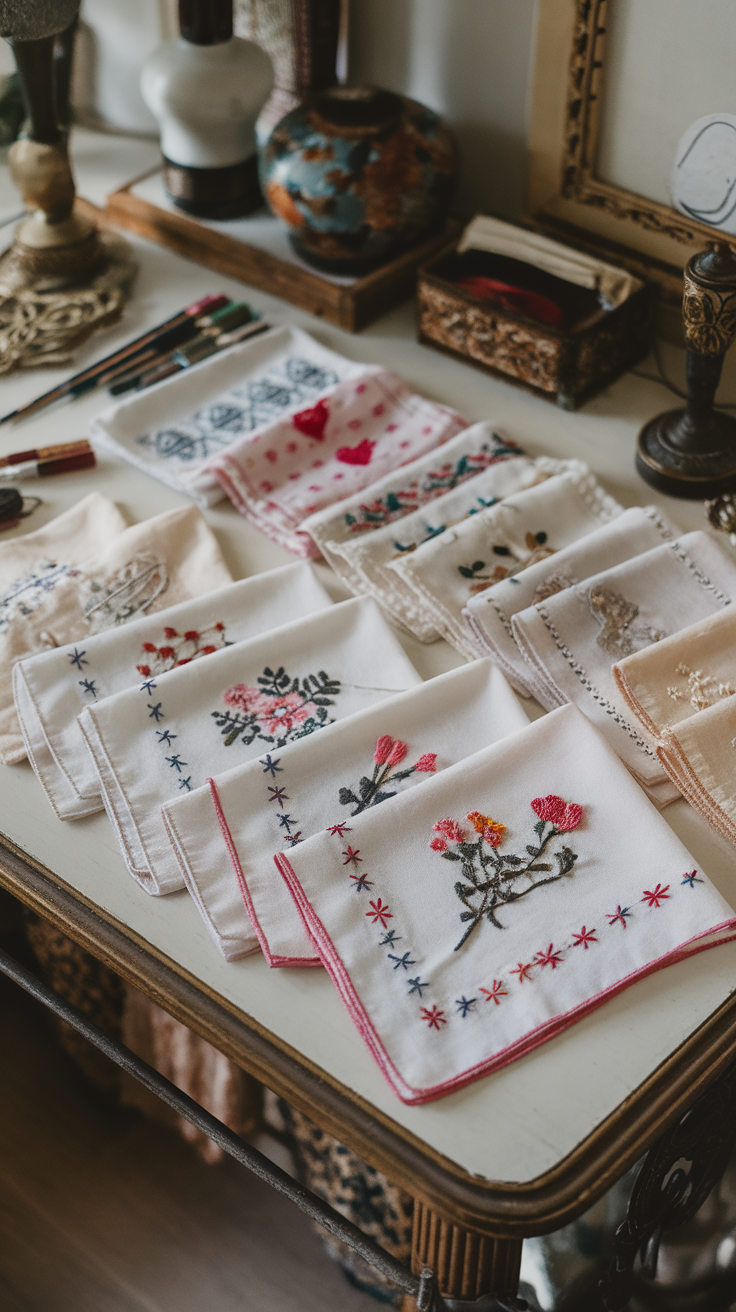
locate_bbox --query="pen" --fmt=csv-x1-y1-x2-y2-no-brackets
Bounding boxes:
0,450,97,479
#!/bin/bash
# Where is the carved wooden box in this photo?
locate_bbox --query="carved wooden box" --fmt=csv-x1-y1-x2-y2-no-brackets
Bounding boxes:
417,244,655,410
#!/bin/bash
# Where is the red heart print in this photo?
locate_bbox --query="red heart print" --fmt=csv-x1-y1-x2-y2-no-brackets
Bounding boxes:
336,438,376,465
292,398,329,439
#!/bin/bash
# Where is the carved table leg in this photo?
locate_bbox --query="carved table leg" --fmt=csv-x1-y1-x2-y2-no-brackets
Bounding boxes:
402,1200,524,1310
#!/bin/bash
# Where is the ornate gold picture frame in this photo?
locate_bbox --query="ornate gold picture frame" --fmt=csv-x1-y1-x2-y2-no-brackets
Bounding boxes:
528,0,736,306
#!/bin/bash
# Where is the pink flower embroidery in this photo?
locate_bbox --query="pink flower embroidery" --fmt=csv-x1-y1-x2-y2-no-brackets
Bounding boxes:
479,981,507,1005
223,683,268,714
433,817,467,844
259,693,316,736
572,926,597,949
373,734,394,765
366,898,392,928
642,884,670,908
386,739,408,767
534,943,564,970
531,795,583,833
414,753,437,773
429,836,448,852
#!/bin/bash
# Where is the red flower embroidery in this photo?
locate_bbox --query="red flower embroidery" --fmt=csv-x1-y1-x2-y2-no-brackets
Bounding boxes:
137,664,151,677
366,899,392,928
420,1005,446,1030
531,795,583,832
467,810,506,847
510,961,533,983
386,739,408,767
414,753,437,773
258,694,316,736
215,622,225,632
572,926,597,949
292,398,329,440
184,630,199,642
642,884,670,908
342,846,361,865
164,627,178,639
433,818,467,843
336,439,376,466
142,642,156,653
479,981,507,1005
326,822,351,837
534,943,564,970
159,646,175,660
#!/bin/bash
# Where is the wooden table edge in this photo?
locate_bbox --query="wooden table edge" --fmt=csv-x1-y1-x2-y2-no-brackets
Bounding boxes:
3,829,736,1238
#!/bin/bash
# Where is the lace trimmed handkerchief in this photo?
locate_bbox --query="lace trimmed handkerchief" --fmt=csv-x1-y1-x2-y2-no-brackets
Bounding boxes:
275,704,736,1104
511,532,736,805
162,660,529,965
79,598,422,896
464,506,680,693
14,562,331,820
385,465,623,653
90,326,367,507
202,370,466,557
300,423,526,589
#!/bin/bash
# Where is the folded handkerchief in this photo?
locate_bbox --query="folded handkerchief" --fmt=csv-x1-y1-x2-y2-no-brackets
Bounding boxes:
300,423,526,588
91,326,367,507
162,660,529,965
464,506,680,693
79,597,422,896
0,494,132,764
511,532,736,804
274,703,736,1104
386,465,623,652
203,371,466,557
656,696,736,846
14,562,331,821
612,606,736,741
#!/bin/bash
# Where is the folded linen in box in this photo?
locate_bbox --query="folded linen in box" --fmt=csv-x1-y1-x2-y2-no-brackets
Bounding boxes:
14,562,332,821
510,532,736,806
162,660,529,965
385,464,623,653
2,504,230,766
79,597,422,897
90,326,368,507
202,370,466,557
274,703,736,1105
300,423,527,590
612,606,736,742
464,506,680,693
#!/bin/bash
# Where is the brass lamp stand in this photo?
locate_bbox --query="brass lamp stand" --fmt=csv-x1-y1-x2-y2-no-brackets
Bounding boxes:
637,242,736,499
0,0,136,374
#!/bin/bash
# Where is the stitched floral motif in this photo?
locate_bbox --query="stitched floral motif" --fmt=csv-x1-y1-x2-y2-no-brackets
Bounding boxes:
338,736,437,815
342,435,524,534
588,584,666,657
420,1005,446,1030
212,665,341,748
666,662,736,711
430,795,583,950
0,560,79,632
136,621,229,678
458,532,555,594
79,556,169,633
533,570,576,604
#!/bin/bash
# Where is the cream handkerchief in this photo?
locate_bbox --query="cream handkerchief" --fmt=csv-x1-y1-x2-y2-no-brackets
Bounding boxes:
0,493,131,764
612,606,736,741
275,704,736,1104
301,423,526,589
79,598,422,896
14,562,331,821
3,504,231,766
162,661,529,965
91,326,367,507
464,506,680,693
656,697,736,846
203,370,466,558
386,465,623,652
511,532,736,805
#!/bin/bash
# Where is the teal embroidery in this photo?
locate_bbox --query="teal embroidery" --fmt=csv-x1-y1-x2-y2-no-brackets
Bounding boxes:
166,754,188,772
213,666,340,749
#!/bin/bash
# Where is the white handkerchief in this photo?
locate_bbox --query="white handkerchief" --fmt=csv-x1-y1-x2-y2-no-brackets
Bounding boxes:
275,704,736,1104
14,562,331,820
90,326,366,507
511,532,736,804
386,465,624,653
162,661,529,965
301,424,526,589
464,506,680,693
79,598,422,896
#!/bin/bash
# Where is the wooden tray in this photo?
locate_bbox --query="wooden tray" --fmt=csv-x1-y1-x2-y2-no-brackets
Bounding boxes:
105,168,460,333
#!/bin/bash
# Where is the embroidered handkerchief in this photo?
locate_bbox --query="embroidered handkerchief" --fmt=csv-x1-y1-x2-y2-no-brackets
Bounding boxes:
14,562,332,821
656,696,736,847
0,493,132,765
511,532,736,805
90,326,367,507
300,423,526,589
612,606,736,741
464,506,680,693
162,660,529,965
79,597,422,897
385,465,624,652
275,703,736,1104
202,371,466,558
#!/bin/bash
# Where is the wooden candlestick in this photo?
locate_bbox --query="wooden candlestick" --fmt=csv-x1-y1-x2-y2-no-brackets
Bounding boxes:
637,242,736,498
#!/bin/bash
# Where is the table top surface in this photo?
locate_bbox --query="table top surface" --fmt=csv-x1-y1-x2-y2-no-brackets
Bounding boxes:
2,129,736,1221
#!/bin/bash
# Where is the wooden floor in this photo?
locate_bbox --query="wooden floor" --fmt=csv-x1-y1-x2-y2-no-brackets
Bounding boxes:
0,967,378,1312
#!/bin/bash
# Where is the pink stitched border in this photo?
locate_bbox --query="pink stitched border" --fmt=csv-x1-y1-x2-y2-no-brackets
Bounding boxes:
208,778,321,969
274,850,736,1105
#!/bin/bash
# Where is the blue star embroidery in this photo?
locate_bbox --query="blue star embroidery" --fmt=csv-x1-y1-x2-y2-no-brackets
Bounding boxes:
178,777,192,792
260,755,282,777
277,813,295,832
78,678,97,697
140,678,157,693
350,872,373,892
156,729,177,746
379,929,402,947
681,870,704,888
456,996,476,1018
407,977,429,997
166,754,188,773
147,702,164,722
388,952,416,971
268,786,289,807
69,648,87,670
